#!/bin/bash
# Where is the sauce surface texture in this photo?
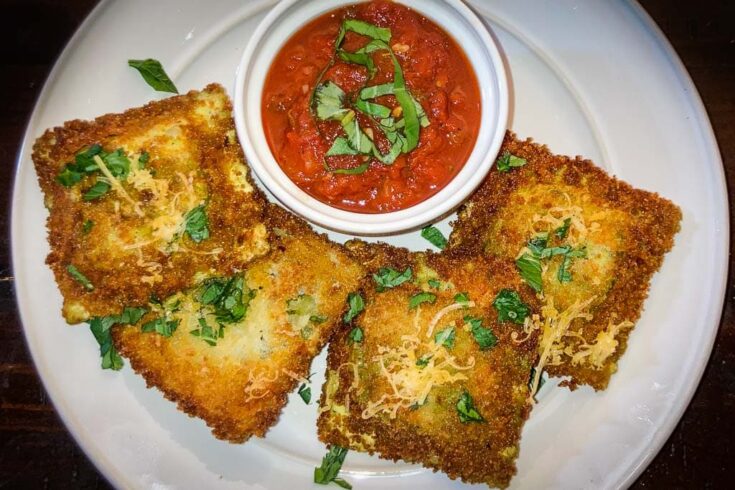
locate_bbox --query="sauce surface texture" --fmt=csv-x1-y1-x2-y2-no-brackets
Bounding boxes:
262,0,481,213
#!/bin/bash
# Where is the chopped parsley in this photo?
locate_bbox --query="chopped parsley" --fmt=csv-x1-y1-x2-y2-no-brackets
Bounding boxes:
456,391,485,423
408,291,436,310
298,383,312,404
66,264,93,291
496,151,527,172
373,266,412,292
87,306,147,370
184,204,210,243
420,225,448,250
343,292,365,323
348,326,364,344
492,289,531,324
464,316,498,351
127,58,178,93
434,326,456,349
141,317,179,337
314,445,352,489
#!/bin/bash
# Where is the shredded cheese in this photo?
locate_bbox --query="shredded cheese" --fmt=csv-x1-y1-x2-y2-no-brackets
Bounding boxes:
244,368,279,402
570,318,634,369
425,301,475,338
528,192,600,247
92,155,144,216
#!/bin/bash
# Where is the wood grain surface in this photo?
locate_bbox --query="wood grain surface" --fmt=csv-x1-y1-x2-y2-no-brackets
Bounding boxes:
0,1,732,488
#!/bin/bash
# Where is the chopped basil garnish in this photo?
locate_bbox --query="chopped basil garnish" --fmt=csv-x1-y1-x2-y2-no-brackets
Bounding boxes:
66,264,93,291
343,292,365,323
464,315,498,351
516,253,543,293
184,204,210,243
298,383,312,404
348,326,364,344
427,279,442,289
492,289,531,324
138,151,150,165
416,354,433,367
496,151,527,172
373,266,412,292
57,145,133,202
127,58,178,93
456,391,485,423
420,225,447,250
554,218,571,239
82,219,94,235
557,247,586,283
82,181,111,201
189,317,220,346
434,326,455,349
408,291,436,310
454,292,470,307
88,306,147,370
197,274,255,324
314,446,352,489
141,317,179,337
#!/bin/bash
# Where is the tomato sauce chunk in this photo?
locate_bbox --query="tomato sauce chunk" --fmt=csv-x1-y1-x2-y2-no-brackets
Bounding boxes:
262,0,481,213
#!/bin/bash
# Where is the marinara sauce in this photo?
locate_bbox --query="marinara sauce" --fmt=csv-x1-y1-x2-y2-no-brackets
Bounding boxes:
262,0,481,213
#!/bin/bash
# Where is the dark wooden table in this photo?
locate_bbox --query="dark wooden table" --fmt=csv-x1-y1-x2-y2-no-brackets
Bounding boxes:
1,1,732,488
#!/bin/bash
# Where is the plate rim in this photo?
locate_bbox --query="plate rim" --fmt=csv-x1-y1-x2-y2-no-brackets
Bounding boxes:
9,0,729,488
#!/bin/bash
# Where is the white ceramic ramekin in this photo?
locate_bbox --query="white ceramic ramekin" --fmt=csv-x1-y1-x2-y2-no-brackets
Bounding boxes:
234,0,508,235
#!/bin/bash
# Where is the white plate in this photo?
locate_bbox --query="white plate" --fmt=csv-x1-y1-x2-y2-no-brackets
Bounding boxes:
11,1,727,489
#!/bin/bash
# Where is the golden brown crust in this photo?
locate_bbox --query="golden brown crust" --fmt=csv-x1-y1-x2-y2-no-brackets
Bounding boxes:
114,205,364,442
33,84,269,322
449,132,682,390
318,246,539,488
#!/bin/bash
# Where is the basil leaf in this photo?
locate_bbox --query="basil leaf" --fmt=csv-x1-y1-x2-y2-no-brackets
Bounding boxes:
326,137,360,157
492,289,531,324
516,253,543,293
298,383,312,404
497,151,527,172
360,82,394,99
89,317,123,370
527,234,549,256
420,225,448,250
554,218,572,239
83,181,111,201
75,144,103,169
117,307,147,325
184,204,210,243
82,220,94,235
138,151,150,165
343,292,365,323
66,264,93,291
338,50,375,77
428,279,442,289
348,326,364,344
56,167,84,187
408,292,436,310
141,317,179,337
314,81,350,121
343,19,391,42
539,245,571,259
373,267,412,292
454,292,470,307
102,149,130,178
128,58,178,93
465,315,498,351
314,445,352,489
331,162,370,175
434,326,455,349
190,317,219,346
558,254,573,283
355,98,391,118
197,275,254,324
456,391,485,423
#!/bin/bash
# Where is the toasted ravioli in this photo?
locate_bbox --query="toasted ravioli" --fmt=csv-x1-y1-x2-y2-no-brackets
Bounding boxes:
33,84,269,323
449,132,682,390
113,205,364,442
318,246,539,489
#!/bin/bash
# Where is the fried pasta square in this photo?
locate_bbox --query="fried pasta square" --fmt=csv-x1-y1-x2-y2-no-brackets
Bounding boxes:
112,205,364,442
318,244,539,489
33,84,269,323
449,132,682,390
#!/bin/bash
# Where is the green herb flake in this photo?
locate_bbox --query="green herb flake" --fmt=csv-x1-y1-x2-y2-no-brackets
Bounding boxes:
427,279,442,289
496,151,527,172
454,292,471,307
492,289,531,325
554,217,572,239
197,275,254,324
408,291,436,310
529,366,547,400
87,305,147,370
464,315,498,351
434,326,455,349
141,317,179,337
66,264,93,291
343,292,365,323
184,204,210,243
416,354,433,368
82,181,111,201
82,220,94,235
190,318,219,347
456,391,485,423
516,253,543,293
348,326,364,344
128,58,178,93
314,445,352,489
298,383,312,404
420,225,448,250
138,151,150,165
373,267,412,292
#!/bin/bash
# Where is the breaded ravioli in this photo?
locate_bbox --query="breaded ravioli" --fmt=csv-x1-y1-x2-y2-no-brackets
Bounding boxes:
449,132,682,390
112,205,364,442
318,246,539,489
33,84,269,323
